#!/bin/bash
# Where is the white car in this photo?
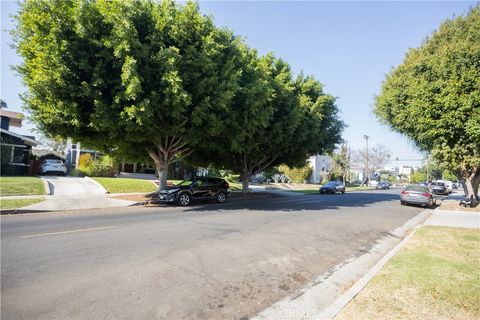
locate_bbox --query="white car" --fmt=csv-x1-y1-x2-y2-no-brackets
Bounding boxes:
436,180,453,194
40,159,67,176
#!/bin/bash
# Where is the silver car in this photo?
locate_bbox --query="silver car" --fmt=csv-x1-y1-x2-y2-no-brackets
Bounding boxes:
400,185,436,208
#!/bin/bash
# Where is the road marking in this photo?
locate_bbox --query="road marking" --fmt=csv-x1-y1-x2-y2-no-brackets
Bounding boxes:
21,226,116,239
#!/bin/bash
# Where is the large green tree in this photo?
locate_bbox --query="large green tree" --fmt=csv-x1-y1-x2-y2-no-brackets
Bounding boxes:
14,0,243,190
375,6,480,205
192,54,344,192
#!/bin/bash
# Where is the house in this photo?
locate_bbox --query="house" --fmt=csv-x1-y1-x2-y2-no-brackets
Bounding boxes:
0,108,39,175
308,155,332,183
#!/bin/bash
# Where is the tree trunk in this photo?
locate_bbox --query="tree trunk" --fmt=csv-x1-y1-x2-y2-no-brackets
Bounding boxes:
463,170,480,207
147,136,192,193
155,162,168,191
241,170,251,193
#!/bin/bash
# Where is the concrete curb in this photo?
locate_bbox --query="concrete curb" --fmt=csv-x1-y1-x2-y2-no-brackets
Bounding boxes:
1,209,52,215
316,227,419,319
253,209,432,320
85,176,108,194
40,177,52,195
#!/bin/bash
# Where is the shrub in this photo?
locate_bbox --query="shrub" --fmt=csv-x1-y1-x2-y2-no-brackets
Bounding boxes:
78,153,92,170
78,155,116,177
410,172,427,183
278,164,313,183
69,168,85,177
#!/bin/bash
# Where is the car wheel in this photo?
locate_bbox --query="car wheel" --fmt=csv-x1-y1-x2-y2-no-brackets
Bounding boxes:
400,201,405,205
177,193,191,206
428,198,435,209
216,191,227,203
341,188,345,194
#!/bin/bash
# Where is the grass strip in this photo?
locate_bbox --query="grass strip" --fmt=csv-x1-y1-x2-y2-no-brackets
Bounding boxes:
337,226,480,319
0,198,45,210
0,176,46,196
92,177,157,193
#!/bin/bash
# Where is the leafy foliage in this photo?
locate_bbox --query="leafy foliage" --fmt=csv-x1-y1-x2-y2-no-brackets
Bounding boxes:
330,144,349,181
14,0,344,192
278,164,313,183
374,6,480,201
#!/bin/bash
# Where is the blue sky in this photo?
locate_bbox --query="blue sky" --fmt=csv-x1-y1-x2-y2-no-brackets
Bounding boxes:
1,1,476,167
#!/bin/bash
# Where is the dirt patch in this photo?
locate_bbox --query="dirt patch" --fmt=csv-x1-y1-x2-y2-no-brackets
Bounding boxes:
438,200,480,212
109,193,154,202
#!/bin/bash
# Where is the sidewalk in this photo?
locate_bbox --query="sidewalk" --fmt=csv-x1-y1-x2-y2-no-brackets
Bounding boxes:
424,209,480,228
1,193,138,213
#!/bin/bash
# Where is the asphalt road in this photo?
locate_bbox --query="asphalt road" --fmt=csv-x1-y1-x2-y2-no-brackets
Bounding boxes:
1,189,423,320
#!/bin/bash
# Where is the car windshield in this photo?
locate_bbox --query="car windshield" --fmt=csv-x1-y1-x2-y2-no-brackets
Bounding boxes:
176,180,194,186
46,160,62,164
405,185,429,193
432,182,445,187
324,181,337,187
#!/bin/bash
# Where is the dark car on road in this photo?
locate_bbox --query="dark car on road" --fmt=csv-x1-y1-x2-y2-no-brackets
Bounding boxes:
158,177,230,206
319,181,345,194
400,185,436,208
376,181,390,190
430,181,449,196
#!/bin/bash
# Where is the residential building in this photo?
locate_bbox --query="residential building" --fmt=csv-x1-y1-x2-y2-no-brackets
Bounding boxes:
308,155,332,184
0,108,39,175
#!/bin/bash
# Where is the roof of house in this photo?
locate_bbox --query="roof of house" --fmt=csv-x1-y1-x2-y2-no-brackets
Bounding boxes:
0,109,23,128
32,149,65,159
0,128,39,146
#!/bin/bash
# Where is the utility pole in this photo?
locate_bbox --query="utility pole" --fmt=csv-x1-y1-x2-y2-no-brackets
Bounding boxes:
363,135,369,186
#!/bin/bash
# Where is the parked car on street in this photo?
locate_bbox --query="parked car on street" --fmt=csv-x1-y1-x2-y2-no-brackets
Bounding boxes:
376,181,390,190
436,180,453,194
400,185,436,208
319,181,345,194
158,177,230,206
40,159,67,176
430,181,449,195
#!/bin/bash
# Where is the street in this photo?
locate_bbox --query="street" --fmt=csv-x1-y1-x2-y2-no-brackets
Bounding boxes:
1,189,423,320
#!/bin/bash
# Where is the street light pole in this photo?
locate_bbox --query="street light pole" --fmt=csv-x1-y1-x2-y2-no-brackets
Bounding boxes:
363,135,369,186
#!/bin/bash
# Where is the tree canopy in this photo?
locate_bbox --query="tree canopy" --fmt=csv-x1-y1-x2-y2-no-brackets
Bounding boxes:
374,6,480,203
14,0,344,192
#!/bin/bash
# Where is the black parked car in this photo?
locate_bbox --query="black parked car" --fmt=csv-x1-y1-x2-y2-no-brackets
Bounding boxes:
158,177,230,206
430,181,448,196
376,181,390,190
319,181,345,194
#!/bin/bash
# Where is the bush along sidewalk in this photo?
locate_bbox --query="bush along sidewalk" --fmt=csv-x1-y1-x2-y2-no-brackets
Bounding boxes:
336,226,480,319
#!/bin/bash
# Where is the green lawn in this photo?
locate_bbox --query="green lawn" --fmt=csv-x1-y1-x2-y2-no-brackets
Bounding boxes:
0,176,46,196
337,226,480,319
346,186,376,192
0,198,45,210
92,177,157,193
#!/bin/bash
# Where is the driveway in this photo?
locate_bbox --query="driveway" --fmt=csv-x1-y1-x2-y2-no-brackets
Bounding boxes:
42,176,106,196
1,189,424,320
20,177,135,211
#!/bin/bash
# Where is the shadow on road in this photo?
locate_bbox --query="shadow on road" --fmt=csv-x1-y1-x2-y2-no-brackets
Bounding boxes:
180,191,405,213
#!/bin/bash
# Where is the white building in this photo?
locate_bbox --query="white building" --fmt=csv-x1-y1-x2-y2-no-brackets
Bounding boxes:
307,155,332,184
399,165,413,176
